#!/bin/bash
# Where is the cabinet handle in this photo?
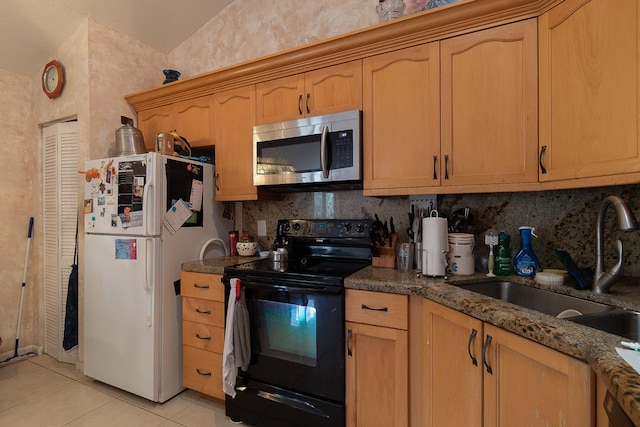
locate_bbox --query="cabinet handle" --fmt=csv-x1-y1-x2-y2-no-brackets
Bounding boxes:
444,154,450,180
361,304,388,312
306,93,311,114
214,173,220,191
196,308,211,315
539,145,547,174
482,335,493,374
347,328,353,356
433,155,438,180
196,333,212,340
194,283,210,289
196,368,212,376
298,94,303,115
467,328,478,366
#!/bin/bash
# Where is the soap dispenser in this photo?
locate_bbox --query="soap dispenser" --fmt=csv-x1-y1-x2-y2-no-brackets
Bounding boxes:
514,226,540,277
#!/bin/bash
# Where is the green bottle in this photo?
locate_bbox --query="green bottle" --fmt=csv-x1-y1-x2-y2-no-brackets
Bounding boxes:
494,232,512,276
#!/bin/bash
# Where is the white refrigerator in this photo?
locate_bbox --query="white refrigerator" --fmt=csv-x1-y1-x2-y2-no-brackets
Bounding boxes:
83,152,231,402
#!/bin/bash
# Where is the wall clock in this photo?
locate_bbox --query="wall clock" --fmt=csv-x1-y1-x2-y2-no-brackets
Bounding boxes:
42,60,65,99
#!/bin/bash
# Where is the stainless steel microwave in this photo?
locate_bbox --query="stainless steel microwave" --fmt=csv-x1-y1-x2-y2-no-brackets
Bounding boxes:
253,110,362,189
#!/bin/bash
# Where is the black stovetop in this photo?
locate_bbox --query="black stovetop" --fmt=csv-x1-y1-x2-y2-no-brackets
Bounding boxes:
224,219,372,287
224,256,370,287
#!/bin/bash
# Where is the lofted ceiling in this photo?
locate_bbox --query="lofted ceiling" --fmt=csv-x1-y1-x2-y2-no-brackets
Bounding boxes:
0,0,232,76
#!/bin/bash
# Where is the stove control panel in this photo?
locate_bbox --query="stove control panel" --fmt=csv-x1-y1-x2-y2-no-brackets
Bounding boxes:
278,219,371,238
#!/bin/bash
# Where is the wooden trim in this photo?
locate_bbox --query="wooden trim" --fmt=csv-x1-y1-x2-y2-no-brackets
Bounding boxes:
126,0,564,112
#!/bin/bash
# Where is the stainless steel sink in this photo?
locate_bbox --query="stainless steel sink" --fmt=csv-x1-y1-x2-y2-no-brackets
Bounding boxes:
454,281,615,318
569,309,640,342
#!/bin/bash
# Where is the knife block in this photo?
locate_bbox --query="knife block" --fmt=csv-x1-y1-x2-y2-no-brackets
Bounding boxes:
372,233,398,268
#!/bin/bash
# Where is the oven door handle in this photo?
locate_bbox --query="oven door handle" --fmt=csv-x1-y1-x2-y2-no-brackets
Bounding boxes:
227,279,342,295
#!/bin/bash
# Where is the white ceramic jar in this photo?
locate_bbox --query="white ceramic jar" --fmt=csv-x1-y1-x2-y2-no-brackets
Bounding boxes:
448,233,475,275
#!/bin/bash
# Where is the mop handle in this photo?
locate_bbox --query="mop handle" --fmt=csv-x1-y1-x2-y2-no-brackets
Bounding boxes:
14,217,34,354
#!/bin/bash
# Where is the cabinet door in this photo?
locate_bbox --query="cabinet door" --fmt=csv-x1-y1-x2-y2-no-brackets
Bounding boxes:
363,43,441,196
137,105,173,151
483,324,593,427
255,74,305,125
440,19,538,187
346,321,408,427
213,85,258,201
422,299,483,427
305,60,363,117
539,0,640,183
256,61,363,125
174,97,214,148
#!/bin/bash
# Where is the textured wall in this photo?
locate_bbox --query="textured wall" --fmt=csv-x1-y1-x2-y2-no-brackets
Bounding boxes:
0,69,38,355
168,0,378,77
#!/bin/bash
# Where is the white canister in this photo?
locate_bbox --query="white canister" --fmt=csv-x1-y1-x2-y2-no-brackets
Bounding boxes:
448,233,475,275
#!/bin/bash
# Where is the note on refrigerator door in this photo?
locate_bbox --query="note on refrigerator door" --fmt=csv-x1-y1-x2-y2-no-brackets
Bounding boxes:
189,179,203,212
163,199,193,234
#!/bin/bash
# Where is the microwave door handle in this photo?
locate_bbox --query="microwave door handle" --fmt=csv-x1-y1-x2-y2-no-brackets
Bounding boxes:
320,125,329,179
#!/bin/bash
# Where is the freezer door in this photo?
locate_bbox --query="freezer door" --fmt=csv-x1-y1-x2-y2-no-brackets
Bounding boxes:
83,153,162,236
83,234,163,401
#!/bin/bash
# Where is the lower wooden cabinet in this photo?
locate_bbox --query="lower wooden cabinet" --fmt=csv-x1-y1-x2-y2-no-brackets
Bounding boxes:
419,298,594,427
181,272,225,399
345,289,409,427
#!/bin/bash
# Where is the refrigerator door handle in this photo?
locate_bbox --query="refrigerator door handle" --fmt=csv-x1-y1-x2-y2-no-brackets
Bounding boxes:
145,239,152,327
143,165,153,236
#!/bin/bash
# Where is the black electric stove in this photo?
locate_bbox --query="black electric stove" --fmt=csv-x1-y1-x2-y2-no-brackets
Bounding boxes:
222,219,372,427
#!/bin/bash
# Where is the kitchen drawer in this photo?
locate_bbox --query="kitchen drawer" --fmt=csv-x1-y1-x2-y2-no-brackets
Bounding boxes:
181,272,224,301
345,289,408,330
183,346,224,400
183,297,224,327
183,320,224,353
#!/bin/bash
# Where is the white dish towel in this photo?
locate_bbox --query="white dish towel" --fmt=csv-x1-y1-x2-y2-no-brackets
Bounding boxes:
222,279,239,398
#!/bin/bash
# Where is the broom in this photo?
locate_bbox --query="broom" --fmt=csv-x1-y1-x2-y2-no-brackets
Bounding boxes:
2,217,36,363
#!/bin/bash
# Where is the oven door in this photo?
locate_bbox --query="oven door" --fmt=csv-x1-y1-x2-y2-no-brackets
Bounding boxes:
224,277,345,426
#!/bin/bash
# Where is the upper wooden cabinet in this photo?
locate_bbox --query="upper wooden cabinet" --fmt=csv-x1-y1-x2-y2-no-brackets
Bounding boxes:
364,19,539,196
539,0,640,187
213,85,261,201
363,43,441,195
440,19,539,188
137,97,214,151
255,60,363,125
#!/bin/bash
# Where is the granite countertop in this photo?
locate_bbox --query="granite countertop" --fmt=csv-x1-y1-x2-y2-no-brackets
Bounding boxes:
183,257,640,425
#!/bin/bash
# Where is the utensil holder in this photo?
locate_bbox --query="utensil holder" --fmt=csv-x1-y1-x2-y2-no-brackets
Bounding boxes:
372,233,398,268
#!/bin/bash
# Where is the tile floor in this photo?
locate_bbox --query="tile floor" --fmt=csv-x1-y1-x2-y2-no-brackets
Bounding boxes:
0,354,239,426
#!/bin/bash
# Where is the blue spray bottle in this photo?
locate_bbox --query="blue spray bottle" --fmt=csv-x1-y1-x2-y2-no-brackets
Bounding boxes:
513,226,540,277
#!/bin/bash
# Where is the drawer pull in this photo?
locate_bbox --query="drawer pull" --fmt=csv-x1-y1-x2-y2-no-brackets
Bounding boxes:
482,335,493,375
196,368,212,377
193,283,210,289
361,304,388,312
196,308,212,315
467,328,478,366
196,333,212,340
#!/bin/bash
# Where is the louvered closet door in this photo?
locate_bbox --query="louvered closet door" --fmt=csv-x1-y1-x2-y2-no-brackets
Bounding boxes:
43,121,78,363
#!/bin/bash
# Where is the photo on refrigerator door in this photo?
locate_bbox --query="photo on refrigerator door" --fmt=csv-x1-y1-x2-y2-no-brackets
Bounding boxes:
118,160,145,228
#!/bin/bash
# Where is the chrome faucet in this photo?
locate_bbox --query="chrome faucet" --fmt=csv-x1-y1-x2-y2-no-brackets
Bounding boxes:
593,195,638,293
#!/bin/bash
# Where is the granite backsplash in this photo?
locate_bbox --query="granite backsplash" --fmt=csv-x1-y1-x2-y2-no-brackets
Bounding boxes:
240,184,640,277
